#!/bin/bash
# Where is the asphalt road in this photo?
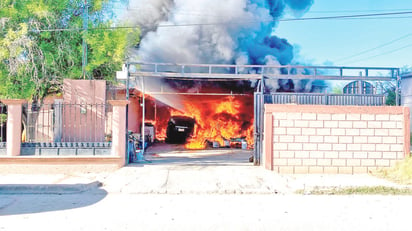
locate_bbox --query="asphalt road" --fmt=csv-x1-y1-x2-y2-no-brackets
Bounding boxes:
1,192,411,231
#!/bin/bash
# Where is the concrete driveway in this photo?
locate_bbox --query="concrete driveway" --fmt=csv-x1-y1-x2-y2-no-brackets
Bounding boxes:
100,147,289,194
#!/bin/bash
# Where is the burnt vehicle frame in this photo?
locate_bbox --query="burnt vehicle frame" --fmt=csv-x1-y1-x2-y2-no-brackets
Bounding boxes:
165,115,196,144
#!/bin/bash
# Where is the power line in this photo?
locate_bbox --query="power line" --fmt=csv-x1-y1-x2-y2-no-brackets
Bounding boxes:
32,10,412,32
118,8,412,20
279,11,412,22
343,43,412,65
308,9,412,14
119,8,412,19
333,32,412,63
299,16,412,21
116,6,412,14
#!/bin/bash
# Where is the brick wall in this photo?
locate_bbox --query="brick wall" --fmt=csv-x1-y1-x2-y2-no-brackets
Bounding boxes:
263,105,410,174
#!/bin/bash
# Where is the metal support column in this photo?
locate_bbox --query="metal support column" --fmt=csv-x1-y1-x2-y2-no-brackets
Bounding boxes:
125,64,130,163
253,91,258,165
396,72,400,106
255,73,265,166
141,75,146,155
259,74,265,166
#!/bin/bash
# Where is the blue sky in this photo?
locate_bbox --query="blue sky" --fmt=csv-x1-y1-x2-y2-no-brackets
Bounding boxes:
276,0,412,69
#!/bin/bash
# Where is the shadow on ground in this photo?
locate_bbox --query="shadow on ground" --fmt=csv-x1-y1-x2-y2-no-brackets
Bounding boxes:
0,183,107,216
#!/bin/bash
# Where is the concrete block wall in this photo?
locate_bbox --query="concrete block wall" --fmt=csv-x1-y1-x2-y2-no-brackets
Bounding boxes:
263,104,410,174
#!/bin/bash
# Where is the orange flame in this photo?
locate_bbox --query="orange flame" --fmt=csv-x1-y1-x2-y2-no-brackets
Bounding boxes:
154,95,254,149
183,96,253,149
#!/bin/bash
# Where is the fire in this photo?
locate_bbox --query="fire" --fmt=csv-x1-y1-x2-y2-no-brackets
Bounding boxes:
151,94,254,149
181,96,253,149
215,100,240,115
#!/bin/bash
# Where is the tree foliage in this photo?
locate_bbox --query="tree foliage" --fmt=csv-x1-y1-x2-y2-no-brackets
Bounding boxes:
0,0,140,100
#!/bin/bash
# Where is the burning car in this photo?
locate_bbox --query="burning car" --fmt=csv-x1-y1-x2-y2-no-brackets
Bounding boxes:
165,116,196,144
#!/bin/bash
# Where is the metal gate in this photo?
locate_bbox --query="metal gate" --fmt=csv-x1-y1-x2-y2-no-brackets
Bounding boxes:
253,92,263,166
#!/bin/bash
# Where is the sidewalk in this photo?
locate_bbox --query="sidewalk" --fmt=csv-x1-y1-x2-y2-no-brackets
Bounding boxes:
0,149,408,195
0,172,104,194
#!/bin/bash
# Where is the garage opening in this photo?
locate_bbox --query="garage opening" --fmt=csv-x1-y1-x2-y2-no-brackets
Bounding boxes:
117,70,258,164
150,94,254,149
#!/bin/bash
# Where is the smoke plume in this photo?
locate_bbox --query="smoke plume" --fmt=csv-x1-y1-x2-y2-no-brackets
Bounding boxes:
121,0,318,93
123,0,313,64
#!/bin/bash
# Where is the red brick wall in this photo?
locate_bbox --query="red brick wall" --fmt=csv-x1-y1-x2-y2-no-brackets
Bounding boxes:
263,105,410,174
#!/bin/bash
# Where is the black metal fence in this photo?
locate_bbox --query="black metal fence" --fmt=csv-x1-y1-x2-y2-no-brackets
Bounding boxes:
0,103,7,155
0,102,6,143
263,93,385,106
23,102,112,143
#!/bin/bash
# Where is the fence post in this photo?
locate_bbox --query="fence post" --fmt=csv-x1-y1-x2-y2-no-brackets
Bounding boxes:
2,99,26,156
108,100,129,166
54,99,63,142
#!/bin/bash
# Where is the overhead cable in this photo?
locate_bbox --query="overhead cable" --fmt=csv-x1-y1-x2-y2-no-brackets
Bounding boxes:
32,10,412,32
343,43,412,65
334,32,412,63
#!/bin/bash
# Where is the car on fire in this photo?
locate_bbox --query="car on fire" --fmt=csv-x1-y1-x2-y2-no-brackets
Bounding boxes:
165,116,196,144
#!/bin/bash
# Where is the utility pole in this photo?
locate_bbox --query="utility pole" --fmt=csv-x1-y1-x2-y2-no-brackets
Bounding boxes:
82,0,89,79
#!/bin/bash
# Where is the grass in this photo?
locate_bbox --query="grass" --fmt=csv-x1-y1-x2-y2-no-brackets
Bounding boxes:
297,186,412,195
296,156,412,195
375,156,412,185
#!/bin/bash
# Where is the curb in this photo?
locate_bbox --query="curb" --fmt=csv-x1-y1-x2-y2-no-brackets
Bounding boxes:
0,181,103,194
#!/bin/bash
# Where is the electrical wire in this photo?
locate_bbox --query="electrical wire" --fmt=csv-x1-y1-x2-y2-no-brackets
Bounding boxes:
116,6,412,14
343,43,412,65
307,9,412,14
279,11,412,21
116,8,412,20
333,32,412,63
32,10,412,32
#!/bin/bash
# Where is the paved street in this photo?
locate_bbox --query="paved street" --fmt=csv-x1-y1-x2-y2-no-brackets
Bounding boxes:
1,193,412,231
1,148,411,230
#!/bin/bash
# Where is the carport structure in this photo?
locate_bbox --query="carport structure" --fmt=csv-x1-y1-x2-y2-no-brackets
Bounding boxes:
119,62,400,165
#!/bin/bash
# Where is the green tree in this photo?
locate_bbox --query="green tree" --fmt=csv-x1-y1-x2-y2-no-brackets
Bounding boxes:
331,84,343,94
385,89,396,106
0,0,139,100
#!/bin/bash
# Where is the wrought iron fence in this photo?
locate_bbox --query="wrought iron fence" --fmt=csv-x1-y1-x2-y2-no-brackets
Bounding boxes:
23,102,112,143
0,102,6,144
263,93,385,106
